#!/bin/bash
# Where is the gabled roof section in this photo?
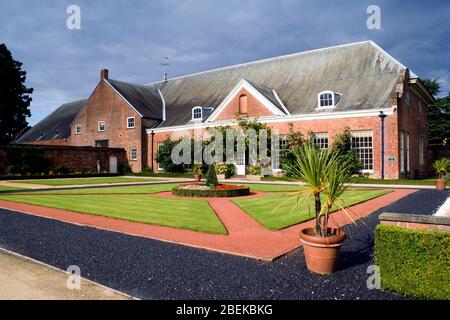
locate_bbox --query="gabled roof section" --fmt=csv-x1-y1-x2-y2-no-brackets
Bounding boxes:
207,79,288,122
146,41,407,127
106,79,163,119
15,99,87,143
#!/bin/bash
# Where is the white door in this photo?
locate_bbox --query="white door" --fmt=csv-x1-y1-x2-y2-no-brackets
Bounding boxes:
109,156,118,174
235,150,246,175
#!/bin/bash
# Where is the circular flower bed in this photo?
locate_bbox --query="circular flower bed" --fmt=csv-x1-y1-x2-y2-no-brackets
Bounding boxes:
172,182,250,197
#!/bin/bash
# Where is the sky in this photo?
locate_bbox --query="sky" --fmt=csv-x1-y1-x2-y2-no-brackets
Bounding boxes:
1,0,449,125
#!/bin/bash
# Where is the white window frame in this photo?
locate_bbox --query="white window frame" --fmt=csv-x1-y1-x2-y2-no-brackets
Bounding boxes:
127,117,135,129
351,130,374,173
419,137,424,166
75,124,81,135
406,132,410,172
272,135,290,171
192,107,202,120
311,132,329,149
400,131,405,173
157,142,163,171
317,91,335,109
130,147,138,161
98,121,106,132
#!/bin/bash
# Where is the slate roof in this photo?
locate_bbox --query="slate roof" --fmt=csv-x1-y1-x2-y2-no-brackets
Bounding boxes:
106,79,163,119
15,99,87,143
146,41,406,127
17,41,411,142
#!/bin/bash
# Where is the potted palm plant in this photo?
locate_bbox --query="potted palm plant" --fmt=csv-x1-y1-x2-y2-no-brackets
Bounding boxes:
433,158,450,190
193,164,203,182
286,142,353,274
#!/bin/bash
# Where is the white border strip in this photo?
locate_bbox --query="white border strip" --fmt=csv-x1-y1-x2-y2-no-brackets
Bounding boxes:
435,196,450,217
147,107,395,133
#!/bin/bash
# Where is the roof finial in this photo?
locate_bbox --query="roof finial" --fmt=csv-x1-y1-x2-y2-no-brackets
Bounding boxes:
160,56,170,81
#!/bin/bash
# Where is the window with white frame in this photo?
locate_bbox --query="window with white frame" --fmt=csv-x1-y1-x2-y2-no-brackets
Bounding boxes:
130,147,138,161
75,124,81,135
317,91,341,108
400,131,410,173
98,121,106,132
351,130,373,172
272,135,289,170
127,117,135,129
419,137,424,166
192,107,202,120
312,132,329,149
157,142,163,170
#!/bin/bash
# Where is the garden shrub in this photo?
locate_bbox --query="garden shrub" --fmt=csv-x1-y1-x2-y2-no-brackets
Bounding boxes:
172,186,250,197
206,164,219,186
330,128,362,174
215,162,235,178
7,145,51,175
248,164,261,175
156,138,185,173
374,224,450,300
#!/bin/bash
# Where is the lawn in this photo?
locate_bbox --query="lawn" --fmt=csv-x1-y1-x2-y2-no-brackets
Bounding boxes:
0,186,27,192
12,177,164,186
0,193,227,234
233,188,391,230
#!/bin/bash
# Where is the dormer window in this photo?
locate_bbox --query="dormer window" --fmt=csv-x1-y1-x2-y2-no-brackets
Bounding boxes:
317,91,341,109
192,107,202,120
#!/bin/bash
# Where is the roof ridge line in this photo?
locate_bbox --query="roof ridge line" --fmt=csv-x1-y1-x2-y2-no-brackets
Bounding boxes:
144,40,373,86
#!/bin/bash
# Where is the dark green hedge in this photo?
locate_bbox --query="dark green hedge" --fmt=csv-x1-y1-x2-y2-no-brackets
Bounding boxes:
0,173,121,181
374,224,450,300
172,186,250,198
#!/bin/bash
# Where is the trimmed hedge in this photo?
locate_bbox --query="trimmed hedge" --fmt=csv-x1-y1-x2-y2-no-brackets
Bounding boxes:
374,224,450,300
0,173,121,181
172,186,250,198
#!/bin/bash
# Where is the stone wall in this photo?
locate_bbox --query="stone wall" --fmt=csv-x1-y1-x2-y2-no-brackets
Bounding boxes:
379,212,450,232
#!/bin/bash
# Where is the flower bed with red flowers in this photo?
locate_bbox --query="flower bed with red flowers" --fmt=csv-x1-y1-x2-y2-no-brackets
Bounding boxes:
172,183,250,197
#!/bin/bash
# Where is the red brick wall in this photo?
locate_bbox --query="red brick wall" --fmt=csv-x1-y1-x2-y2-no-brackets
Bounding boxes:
69,80,156,172
215,88,275,120
147,113,401,178
396,73,430,178
0,145,127,175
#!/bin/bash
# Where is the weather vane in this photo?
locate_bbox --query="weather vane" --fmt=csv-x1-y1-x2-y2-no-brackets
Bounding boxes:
160,56,170,81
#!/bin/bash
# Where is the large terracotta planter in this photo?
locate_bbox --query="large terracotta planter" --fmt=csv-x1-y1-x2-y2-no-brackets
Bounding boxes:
299,227,346,274
435,179,447,190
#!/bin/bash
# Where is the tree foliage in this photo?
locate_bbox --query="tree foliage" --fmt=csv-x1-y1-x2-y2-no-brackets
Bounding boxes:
155,137,186,173
423,78,450,149
330,128,362,174
0,43,33,145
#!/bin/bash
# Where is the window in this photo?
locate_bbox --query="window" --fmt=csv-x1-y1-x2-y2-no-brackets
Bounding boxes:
130,147,138,161
75,124,81,135
95,140,109,148
98,121,106,132
239,94,248,114
157,142,163,170
419,137,424,166
311,132,329,149
351,130,373,172
317,91,341,108
127,117,135,129
192,107,202,120
400,131,410,173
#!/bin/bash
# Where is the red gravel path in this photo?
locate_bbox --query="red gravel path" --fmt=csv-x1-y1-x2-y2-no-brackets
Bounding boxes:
0,189,416,261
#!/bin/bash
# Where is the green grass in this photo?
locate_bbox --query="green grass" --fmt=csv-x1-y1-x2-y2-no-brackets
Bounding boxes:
0,194,227,234
14,183,179,195
355,177,436,185
13,177,163,186
233,188,390,230
0,186,27,192
231,183,303,192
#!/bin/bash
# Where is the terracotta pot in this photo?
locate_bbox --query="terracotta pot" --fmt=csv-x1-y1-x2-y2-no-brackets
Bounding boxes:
299,227,346,274
194,174,202,182
435,179,447,190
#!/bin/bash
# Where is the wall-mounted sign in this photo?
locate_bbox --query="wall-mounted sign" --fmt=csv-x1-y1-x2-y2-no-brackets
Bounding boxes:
387,156,396,163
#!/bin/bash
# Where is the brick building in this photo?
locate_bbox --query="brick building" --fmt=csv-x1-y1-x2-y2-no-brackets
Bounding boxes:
16,41,434,178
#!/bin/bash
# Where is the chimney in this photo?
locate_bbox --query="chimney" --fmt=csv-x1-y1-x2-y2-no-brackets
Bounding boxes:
100,69,109,80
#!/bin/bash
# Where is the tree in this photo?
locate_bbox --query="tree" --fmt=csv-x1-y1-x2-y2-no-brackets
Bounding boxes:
423,78,450,149
206,164,218,186
156,138,185,173
0,43,33,145
330,128,362,174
